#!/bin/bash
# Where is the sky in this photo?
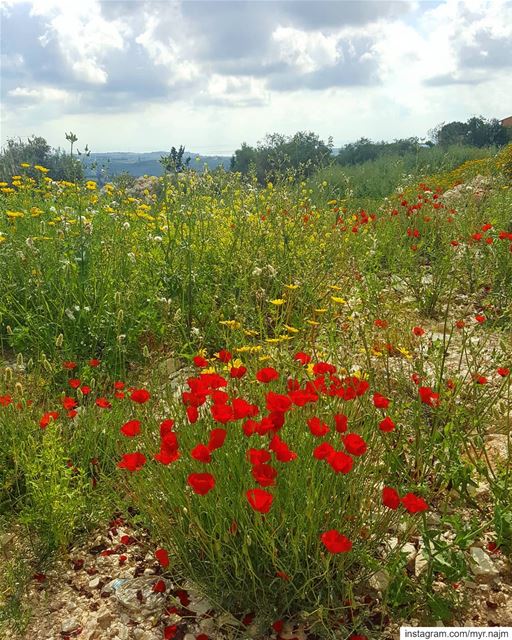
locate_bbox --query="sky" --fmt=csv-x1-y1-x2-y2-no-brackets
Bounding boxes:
1,0,511,154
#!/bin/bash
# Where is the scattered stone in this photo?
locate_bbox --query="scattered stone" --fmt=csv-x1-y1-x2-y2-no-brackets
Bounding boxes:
369,570,390,592
61,617,81,634
469,547,499,582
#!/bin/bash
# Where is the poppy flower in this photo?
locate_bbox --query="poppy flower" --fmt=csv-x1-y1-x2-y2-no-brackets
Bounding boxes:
188,473,215,495
117,452,146,472
313,442,334,460
152,579,166,593
474,375,488,385
155,548,169,568
455,320,465,329
114,381,125,390
120,420,141,437
374,319,388,329
68,378,81,389
294,352,312,365
187,406,199,423
95,397,112,409
232,397,259,420
63,361,77,370
276,570,290,581
0,395,12,407
313,361,336,375
79,384,91,395
418,386,439,407
497,367,510,377
246,488,273,513
269,434,297,462
191,444,212,463
343,433,367,457
373,393,389,409
382,487,400,510
307,416,330,437
266,391,292,413
230,366,247,379
62,396,77,411
379,416,395,432
272,620,284,633
208,428,227,451
247,448,271,465
130,388,150,404
211,403,233,423
327,450,353,474
334,413,348,433
193,355,208,367
252,463,278,487
321,530,352,553
89,359,101,367
40,411,59,429
401,492,428,513
412,326,425,337
164,625,178,640
217,349,232,363
475,315,486,323
256,367,279,383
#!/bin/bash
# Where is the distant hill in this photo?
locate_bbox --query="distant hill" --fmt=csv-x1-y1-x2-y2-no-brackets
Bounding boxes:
81,151,232,181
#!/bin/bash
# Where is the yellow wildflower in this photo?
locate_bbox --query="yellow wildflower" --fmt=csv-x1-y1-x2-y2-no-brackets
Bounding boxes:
331,296,347,304
34,165,49,173
283,324,299,333
270,298,285,306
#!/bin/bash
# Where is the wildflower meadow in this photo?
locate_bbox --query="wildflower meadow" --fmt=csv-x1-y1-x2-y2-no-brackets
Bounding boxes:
0,143,511,639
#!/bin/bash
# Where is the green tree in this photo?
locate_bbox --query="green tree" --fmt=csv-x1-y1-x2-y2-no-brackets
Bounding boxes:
160,145,191,174
0,135,84,181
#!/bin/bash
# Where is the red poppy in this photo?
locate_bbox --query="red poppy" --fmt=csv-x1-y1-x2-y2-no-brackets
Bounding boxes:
379,416,395,432
187,405,199,423
313,442,334,460
230,366,247,379
152,579,166,593
114,381,125,390
382,487,400,510
217,349,232,363
418,386,439,407
327,450,353,474
155,548,170,568
191,444,212,463
272,620,284,633
89,359,101,367
474,375,488,385
120,420,141,437
211,403,233,423
246,488,273,513
39,411,59,429
232,397,259,420
269,434,297,462
95,397,112,409
63,361,77,370
68,378,81,389
294,352,312,365
252,463,278,487
193,355,208,367
130,388,150,404
208,428,227,451
401,492,428,513
334,413,348,433
455,320,465,329
247,448,271,465
343,433,367,456
307,416,330,437
256,367,279,383
188,473,215,495
80,384,91,395
374,319,388,329
497,367,510,377
412,326,425,337
475,314,486,323
0,395,12,407
266,391,292,413
373,393,390,409
321,530,352,553
62,396,77,410
117,452,146,472
313,362,336,375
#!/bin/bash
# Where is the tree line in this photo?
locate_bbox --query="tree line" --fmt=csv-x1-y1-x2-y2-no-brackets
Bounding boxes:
0,116,509,184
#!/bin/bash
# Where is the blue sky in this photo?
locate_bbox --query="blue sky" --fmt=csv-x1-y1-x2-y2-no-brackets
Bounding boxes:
1,0,511,154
